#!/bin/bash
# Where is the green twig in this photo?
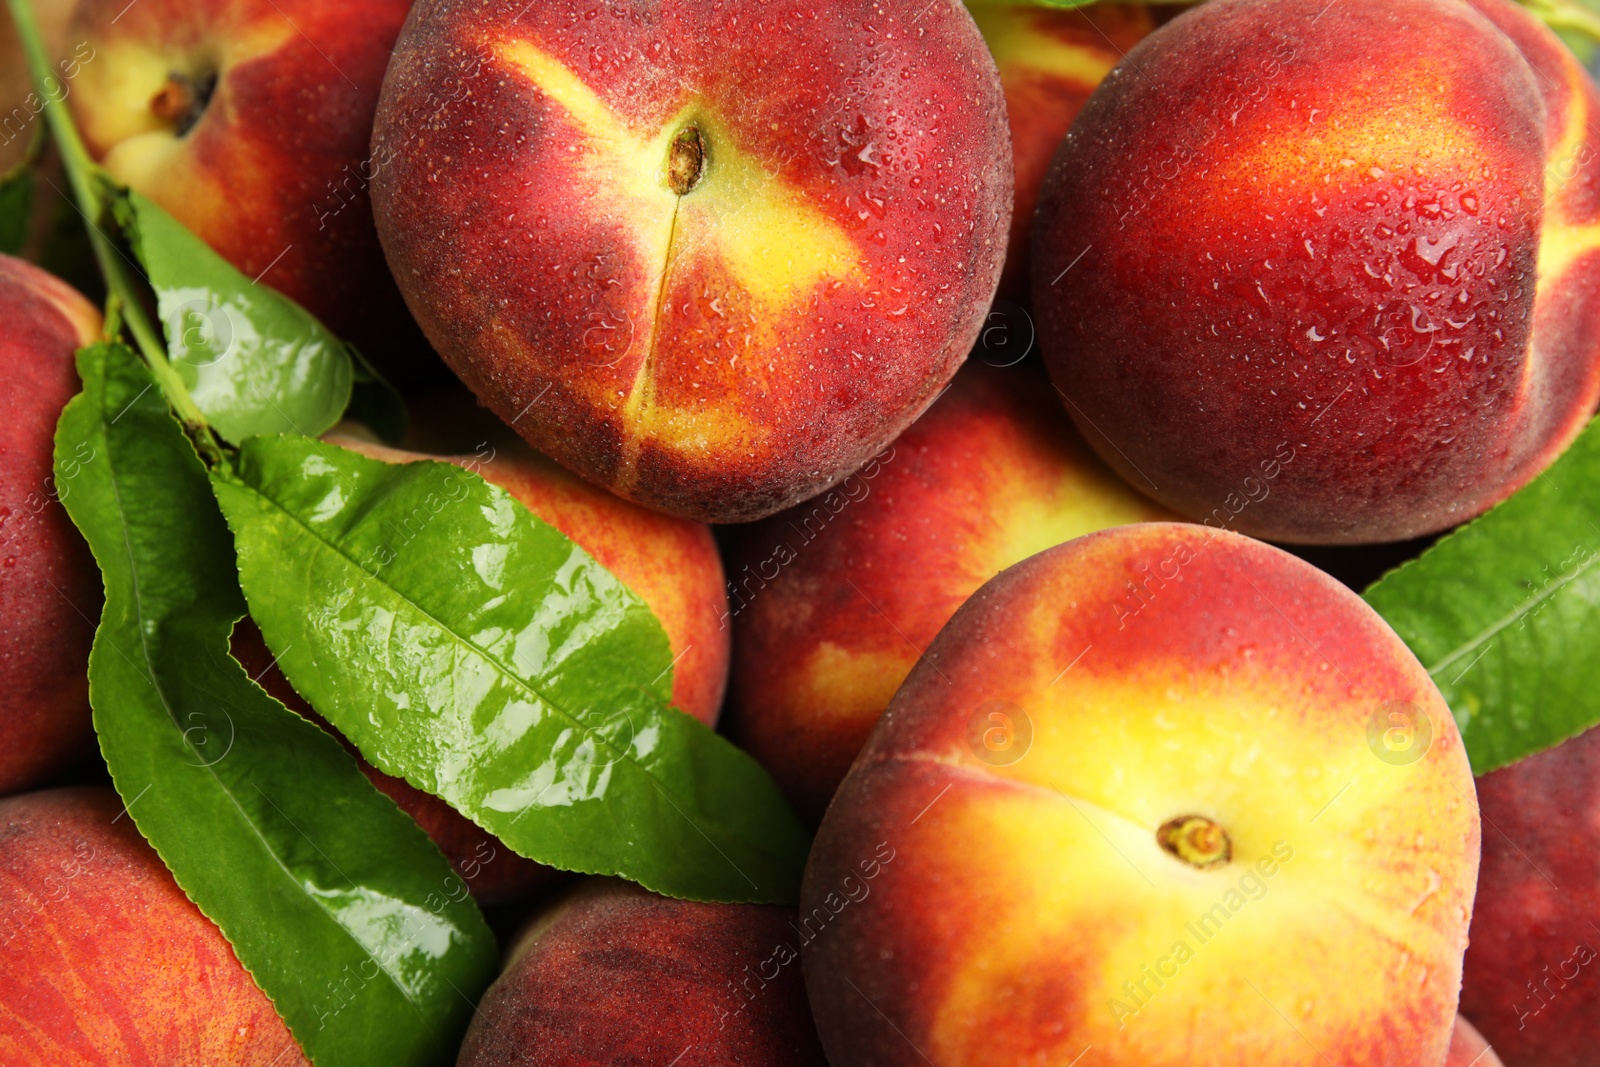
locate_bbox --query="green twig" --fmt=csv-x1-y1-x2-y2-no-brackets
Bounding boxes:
5,0,222,463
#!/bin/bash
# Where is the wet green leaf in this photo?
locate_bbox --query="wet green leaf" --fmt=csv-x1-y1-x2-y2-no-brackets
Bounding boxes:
114,190,351,443
212,435,811,905
55,341,496,1067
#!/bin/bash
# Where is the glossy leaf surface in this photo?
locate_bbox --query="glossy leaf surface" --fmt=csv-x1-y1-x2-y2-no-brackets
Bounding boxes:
55,342,496,1066
212,435,811,904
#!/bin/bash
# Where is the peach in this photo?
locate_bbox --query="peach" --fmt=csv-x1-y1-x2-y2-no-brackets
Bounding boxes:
968,3,1153,299
456,879,826,1066
0,254,101,796
802,524,1479,1066
234,427,729,905
1033,0,1600,545
0,787,308,1065
723,362,1169,822
65,0,431,377
1459,724,1600,1067
1448,1016,1504,1067
370,0,1012,523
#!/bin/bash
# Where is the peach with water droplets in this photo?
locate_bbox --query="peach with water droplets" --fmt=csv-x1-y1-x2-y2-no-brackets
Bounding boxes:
1033,0,1600,544
802,524,1479,1066
370,0,1013,522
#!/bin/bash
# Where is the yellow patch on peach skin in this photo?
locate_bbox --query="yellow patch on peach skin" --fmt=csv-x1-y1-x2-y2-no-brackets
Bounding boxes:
1535,58,1600,285
987,454,1169,578
798,642,914,728
1193,62,1496,205
493,38,865,470
913,677,1468,1067
968,5,1118,87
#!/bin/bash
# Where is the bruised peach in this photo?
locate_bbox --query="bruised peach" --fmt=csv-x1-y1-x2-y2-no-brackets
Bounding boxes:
0,254,100,796
723,363,1168,822
802,524,1479,1066
0,788,307,1065
1033,0,1600,544
371,0,1012,522
457,879,826,1066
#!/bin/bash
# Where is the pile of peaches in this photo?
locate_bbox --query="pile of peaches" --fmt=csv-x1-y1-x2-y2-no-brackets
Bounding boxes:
3,0,1600,1064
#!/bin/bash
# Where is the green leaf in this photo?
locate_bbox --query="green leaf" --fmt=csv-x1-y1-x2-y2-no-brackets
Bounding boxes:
55,342,496,1067
211,436,811,905
1365,416,1600,776
345,344,409,444
113,189,352,443
0,164,33,255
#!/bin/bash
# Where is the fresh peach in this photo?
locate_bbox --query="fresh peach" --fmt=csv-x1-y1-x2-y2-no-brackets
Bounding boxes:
968,3,1153,299
371,0,1013,523
1447,1016,1504,1067
723,362,1169,823
1033,0,1600,545
65,0,431,376
1459,724,1600,1067
456,879,826,1066
0,787,308,1065
802,524,1479,1066
0,254,100,796
233,428,730,905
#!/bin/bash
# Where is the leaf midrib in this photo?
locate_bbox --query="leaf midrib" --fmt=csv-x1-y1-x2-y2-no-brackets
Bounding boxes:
96,388,428,1021
229,462,742,855
1420,537,1600,680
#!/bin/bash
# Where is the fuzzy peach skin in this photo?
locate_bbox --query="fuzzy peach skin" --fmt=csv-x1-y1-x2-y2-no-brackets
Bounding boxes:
802,524,1479,1067
1459,725,1600,1067
1447,1016,1504,1067
65,0,428,377
370,0,1012,523
1033,0,1600,545
0,788,308,1066
0,255,101,796
457,879,827,1066
968,3,1152,299
723,363,1169,823
233,429,729,906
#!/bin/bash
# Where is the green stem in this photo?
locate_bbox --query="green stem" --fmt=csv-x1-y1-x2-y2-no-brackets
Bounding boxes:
5,0,221,462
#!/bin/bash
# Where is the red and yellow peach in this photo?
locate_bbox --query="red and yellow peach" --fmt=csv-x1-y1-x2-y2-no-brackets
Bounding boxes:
724,363,1168,822
802,524,1479,1066
968,3,1153,299
371,0,1013,522
1033,0,1600,544
66,0,427,375
0,788,308,1065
